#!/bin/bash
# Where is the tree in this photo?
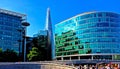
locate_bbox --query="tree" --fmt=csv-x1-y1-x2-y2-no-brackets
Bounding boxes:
0,48,3,61
0,49,19,62
2,49,18,62
0,48,2,52
27,35,48,61
27,47,41,61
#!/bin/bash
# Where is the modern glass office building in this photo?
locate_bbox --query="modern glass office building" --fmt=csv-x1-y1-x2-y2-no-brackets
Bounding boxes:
33,30,52,60
0,8,26,54
55,11,120,60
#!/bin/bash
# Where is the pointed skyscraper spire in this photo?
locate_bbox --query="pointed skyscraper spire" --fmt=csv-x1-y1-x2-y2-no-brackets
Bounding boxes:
45,8,55,60
45,8,51,30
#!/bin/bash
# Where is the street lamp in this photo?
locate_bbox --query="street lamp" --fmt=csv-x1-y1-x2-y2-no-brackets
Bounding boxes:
22,22,30,62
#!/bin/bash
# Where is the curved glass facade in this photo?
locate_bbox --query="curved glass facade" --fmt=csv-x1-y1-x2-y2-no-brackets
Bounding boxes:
55,12,120,60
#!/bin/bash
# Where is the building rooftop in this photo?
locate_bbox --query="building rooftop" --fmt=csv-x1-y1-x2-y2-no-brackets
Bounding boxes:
55,11,96,26
0,8,26,17
55,11,120,26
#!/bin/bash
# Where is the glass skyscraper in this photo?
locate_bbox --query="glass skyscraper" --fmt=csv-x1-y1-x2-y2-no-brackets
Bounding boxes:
55,11,120,60
0,8,26,54
45,8,54,60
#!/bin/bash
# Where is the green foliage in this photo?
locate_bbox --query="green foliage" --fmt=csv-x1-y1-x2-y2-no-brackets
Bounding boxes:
0,48,2,52
0,48,3,61
3,49,18,62
0,49,18,62
27,35,48,61
27,47,41,61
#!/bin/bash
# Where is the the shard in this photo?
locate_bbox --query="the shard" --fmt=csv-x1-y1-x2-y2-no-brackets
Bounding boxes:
45,8,55,60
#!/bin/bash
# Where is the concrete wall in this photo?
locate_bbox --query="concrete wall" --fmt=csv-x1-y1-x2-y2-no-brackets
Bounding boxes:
0,62,76,69
0,64,41,69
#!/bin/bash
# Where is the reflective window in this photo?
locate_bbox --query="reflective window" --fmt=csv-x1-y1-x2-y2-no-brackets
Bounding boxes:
0,13,22,52
55,12,120,57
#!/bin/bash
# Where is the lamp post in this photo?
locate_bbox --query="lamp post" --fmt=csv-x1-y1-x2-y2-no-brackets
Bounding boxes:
22,22,30,62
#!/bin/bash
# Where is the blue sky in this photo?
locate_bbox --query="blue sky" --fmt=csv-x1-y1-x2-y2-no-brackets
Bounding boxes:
0,0,120,36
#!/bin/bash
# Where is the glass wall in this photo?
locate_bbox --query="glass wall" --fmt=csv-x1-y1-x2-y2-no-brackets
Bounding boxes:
55,12,120,59
0,12,22,53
